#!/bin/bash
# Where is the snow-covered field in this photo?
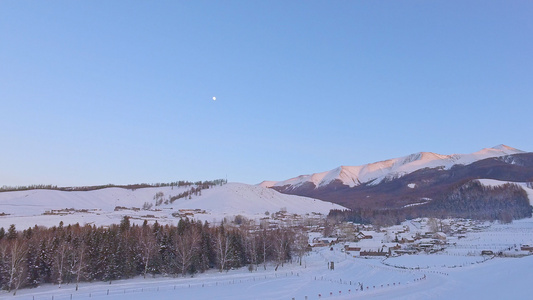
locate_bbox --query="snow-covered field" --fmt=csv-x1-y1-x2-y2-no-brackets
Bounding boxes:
4,233,533,300
1,217,532,300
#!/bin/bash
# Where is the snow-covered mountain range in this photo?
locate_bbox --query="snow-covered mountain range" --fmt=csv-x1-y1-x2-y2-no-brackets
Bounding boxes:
1,144,531,229
261,145,525,190
259,145,533,215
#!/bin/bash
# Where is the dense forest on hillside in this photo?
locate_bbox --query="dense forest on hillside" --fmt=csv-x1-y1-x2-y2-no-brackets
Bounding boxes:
421,181,531,221
0,217,306,295
329,181,532,225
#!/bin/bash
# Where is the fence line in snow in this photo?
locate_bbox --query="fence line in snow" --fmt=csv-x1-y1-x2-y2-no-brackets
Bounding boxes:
21,272,303,300
311,274,428,300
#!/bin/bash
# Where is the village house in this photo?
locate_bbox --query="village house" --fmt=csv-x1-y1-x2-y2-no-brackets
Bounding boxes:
399,236,415,244
360,250,387,257
311,237,338,247
355,243,401,257
356,231,374,241
520,244,533,252
417,243,434,252
422,231,435,239
394,249,418,255
343,243,362,256
387,244,402,255
433,232,447,244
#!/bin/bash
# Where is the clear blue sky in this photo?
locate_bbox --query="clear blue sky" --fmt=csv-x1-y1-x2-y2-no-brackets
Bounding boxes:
1,1,532,187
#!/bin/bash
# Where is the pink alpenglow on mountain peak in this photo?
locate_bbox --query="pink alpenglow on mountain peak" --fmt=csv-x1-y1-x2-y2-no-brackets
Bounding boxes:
263,145,525,189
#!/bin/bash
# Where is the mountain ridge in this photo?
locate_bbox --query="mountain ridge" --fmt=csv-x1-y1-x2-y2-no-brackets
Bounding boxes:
261,145,525,190
260,145,533,222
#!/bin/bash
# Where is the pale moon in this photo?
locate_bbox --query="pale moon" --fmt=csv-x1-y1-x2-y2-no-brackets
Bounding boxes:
212,97,216,101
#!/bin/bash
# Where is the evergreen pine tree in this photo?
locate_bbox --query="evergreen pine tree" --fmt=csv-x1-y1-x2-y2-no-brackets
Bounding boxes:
37,240,52,283
25,243,40,287
7,224,17,240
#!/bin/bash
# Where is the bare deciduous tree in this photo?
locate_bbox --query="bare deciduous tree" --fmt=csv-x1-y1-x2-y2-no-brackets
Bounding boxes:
214,227,232,272
70,241,87,291
174,225,200,276
258,222,271,270
139,226,157,278
53,240,69,288
271,227,294,271
6,239,28,295
293,229,309,266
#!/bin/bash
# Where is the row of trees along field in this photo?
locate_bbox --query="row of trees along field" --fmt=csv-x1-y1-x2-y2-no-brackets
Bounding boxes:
0,217,308,295
0,179,228,192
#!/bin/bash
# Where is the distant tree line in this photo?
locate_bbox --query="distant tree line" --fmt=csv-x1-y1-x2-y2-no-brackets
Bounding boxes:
0,179,228,193
329,181,532,226
0,184,59,192
0,217,303,295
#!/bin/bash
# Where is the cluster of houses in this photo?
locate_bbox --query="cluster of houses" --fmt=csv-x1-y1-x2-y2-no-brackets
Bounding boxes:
171,208,207,218
44,208,98,216
346,234,447,257
308,217,533,259
217,214,533,259
309,221,451,258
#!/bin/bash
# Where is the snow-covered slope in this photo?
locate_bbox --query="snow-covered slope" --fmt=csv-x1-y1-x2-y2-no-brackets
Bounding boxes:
0,186,178,216
262,145,525,189
180,183,344,215
0,183,345,228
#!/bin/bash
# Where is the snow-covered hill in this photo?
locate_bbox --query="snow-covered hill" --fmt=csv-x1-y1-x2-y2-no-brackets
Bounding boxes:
0,183,345,229
262,145,525,189
181,182,343,215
